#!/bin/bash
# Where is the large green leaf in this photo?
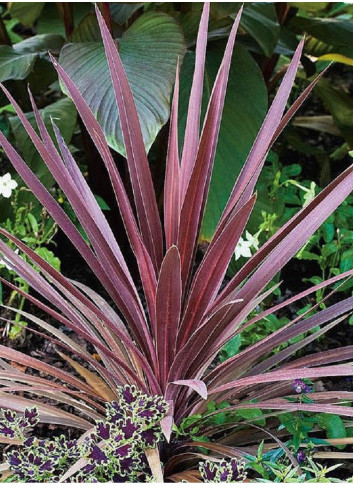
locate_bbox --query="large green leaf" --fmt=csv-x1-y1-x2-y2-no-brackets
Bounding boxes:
165,3,279,57
9,98,77,187
290,16,353,58
59,12,185,156
9,2,45,27
179,43,267,241
239,3,280,57
289,3,329,12
315,78,353,147
0,34,64,82
109,3,144,25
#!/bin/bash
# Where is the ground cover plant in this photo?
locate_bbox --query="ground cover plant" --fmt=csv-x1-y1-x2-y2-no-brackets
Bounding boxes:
2,2,353,482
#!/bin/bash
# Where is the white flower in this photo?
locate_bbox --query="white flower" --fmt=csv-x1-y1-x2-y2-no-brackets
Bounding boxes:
234,231,260,261
244,230,259,250
0,173,18,198
0,248,19,271
235,238,252,260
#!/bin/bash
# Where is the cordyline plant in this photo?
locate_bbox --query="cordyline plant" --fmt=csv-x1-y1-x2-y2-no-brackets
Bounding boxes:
2,3,353,481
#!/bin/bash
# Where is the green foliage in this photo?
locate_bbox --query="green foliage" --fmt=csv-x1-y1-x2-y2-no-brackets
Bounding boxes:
0,186,59,338
0,34,63,83
59,12,185,156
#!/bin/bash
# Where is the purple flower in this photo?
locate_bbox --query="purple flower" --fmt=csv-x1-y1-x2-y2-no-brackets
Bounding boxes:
297,449,306,463
293,379,312,394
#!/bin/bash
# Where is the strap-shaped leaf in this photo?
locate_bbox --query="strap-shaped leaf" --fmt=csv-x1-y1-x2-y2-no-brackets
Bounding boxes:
180,3,209,198
156,246,182,389
170,379,207,400
178,8,242,291
49,56,160,340
178,194,256,348
164,60,181,249
95,5,163,271
207,295,353,389
0,85,155,358
0,237,160,393
220,39,305,225
210,365,353,395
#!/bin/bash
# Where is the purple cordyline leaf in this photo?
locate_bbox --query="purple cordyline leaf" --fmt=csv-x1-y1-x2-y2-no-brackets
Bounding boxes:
0,126,115,302
0,112,155,362
0,343,100,397
213,163,353,327
0,393,92,431
185,441,249,459
0,276,128,387
0,273,158,393
178,9,242,294
0,382,103,421
201,284,281,372
0,237,136,366
219,39,304,228
155,246,182,390
164,59,181,249
161,400,174,443
269,64,331,148
49,56,159,346
180,3,210,199
0,238,102,340
206,295,353,389
71,279,128,335
27,91,157,352
304,392,353,402
168,301,237,409
224,67,331,218
3,310,127,392
170,284,278,411
170,379,207,400
178,194,256,349
95,4,163,272
0,227,128,340
211,137,353,317
247,316,347,377
238,400,353,419
210,365,353,395
286,345,353,370
50,118,131,282
0,233,154,382
4,85,136,299
236,270,353,333
0,371,83,393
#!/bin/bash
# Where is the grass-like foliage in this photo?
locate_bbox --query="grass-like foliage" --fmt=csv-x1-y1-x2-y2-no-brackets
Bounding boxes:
1,2,353,480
